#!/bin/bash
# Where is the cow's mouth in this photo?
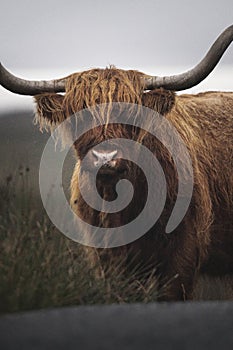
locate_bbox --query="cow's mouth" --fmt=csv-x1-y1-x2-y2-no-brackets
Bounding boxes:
95,160,127,176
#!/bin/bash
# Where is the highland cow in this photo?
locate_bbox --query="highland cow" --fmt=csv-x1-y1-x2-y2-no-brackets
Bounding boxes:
1,25,233,300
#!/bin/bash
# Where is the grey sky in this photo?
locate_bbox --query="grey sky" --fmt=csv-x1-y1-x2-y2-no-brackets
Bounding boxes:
1,0,233,72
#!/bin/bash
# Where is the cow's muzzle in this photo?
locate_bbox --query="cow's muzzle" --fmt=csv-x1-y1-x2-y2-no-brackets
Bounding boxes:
82,146,126,175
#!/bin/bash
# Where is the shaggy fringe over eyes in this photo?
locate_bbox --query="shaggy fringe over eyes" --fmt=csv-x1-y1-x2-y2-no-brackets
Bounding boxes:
34,67,176,129
64,67,144,113
34,67,147,130
34,67,176,150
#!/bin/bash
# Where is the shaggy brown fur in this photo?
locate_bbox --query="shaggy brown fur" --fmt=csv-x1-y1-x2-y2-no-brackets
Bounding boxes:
34,67,233,301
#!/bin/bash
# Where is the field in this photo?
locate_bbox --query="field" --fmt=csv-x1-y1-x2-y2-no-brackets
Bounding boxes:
0,111,232,314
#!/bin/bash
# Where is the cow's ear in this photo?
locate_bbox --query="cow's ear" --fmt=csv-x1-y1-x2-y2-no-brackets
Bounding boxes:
142,88,175,115
34,93,65,131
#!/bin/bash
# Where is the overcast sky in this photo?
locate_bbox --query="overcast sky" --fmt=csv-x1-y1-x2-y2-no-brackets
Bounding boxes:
1,0,233,111
1,0,233,70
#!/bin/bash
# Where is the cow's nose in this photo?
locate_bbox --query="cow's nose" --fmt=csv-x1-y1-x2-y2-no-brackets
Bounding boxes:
92,149,118,168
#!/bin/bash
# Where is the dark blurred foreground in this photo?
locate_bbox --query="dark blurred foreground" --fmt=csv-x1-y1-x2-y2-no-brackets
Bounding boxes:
0,302,233,350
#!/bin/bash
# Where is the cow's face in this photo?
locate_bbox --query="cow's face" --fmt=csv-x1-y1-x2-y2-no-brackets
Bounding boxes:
71,121,148,224
34,69,175,194
72,122,147,210
74,123,137,175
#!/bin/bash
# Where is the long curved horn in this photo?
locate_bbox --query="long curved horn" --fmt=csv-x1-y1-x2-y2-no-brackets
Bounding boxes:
145,24,233,91
1,25,232,95
0,63,66,95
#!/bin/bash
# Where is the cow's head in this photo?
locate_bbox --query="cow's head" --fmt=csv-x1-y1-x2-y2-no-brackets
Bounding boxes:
33,68,174,181
28,68,176,223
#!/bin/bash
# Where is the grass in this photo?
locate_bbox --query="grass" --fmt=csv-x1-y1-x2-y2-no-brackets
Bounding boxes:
0,167,160,314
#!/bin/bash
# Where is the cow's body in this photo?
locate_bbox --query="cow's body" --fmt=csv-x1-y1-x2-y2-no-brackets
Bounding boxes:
61,81,232,300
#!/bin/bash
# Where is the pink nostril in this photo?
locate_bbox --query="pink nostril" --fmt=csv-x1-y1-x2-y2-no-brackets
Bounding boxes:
92,149,118,167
